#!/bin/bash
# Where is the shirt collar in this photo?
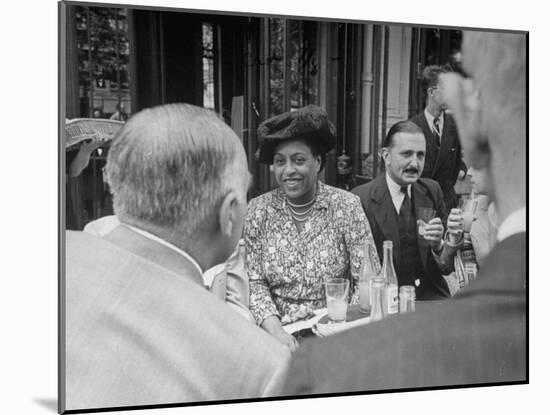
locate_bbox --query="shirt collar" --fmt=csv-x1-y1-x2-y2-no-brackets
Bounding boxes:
496,206,526,242
202,263,226,288
124,223,205,280
386,172,411,198
424,108,443,130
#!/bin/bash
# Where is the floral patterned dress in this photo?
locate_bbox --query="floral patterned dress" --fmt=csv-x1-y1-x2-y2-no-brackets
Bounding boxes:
244,181,380,326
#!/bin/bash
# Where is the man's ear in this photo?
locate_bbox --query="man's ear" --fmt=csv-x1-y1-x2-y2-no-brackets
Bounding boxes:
381,147,390,168
218,190,239,238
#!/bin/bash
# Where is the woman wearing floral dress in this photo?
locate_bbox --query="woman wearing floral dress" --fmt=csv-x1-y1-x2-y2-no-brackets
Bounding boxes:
244,105,379,351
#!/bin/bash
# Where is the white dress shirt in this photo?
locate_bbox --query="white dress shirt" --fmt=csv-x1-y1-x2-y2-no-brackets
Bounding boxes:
386,172,411,213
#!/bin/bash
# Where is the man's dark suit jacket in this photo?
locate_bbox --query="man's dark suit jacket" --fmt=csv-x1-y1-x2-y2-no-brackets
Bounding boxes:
352,175,450,300
410,112,466,211
281,232,526,394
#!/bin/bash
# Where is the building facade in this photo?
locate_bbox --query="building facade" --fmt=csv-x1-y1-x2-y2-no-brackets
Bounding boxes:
62,3,464,227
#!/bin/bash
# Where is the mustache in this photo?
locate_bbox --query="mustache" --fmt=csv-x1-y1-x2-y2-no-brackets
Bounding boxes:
404,167,419,174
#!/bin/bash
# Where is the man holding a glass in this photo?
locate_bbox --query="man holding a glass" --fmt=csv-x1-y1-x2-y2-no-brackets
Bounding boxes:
352,120,456,300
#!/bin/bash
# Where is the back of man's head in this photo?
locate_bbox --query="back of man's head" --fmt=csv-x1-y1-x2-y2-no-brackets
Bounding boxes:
463,31,526,217
421,65,448,95
105,103,247,238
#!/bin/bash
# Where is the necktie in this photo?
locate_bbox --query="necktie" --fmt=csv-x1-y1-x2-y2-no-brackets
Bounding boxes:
399,186,411,224
433,116,441,136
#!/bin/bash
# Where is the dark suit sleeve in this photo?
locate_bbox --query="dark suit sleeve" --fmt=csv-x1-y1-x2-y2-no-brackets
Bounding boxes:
431,181,454,273
450,115,467,179
433,181,448,227
456,140,467,177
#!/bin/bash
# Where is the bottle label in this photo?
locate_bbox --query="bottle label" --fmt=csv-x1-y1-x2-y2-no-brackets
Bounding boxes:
386,284,399,314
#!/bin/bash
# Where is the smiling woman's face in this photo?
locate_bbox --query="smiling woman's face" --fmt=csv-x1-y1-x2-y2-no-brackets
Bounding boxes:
272,139,321,204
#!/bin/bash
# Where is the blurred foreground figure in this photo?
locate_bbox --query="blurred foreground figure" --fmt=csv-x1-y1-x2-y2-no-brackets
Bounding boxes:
281,31,526,394
63,104,289,412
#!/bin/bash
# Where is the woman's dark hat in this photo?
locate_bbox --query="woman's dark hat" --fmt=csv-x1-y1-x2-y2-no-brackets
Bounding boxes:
256,105,337,164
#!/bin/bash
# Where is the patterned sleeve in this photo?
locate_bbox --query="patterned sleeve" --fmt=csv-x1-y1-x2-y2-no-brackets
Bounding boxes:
244,197,281,326
345,193,381,304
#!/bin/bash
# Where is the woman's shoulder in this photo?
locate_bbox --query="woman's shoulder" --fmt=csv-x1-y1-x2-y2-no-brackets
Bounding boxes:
249,189,279,208
320,183,362,205
247,189,285,223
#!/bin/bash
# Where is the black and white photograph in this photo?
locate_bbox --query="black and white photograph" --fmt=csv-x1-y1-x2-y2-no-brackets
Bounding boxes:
3,0,544,414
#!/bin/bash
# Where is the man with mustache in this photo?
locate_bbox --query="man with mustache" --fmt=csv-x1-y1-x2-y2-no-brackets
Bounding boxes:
279,30,525,396
352,120,451,300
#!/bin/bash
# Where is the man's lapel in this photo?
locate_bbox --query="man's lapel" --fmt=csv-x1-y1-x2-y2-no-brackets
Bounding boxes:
432,113,454,176
419,113,441,177
412,181,432,270
371,176,401,260
103,224,205,287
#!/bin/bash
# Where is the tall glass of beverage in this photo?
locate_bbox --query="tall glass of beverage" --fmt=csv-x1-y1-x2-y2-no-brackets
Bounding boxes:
325,278,350,323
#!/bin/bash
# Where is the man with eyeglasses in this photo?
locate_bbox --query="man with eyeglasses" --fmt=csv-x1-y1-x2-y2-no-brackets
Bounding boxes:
410,65,467,212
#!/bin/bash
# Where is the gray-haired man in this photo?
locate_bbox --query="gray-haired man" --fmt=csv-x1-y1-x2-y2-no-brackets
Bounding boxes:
62,103,289,412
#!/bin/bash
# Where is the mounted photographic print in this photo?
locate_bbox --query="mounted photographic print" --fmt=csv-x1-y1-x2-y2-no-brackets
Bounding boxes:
59,0,527,413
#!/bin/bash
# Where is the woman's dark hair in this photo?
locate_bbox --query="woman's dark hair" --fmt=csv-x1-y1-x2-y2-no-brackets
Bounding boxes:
274,137,327,172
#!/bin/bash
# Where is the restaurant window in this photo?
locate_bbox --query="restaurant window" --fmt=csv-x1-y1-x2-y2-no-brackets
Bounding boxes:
202,22,216,110
69,5,132,227
266,19,319,117
75,6,132,118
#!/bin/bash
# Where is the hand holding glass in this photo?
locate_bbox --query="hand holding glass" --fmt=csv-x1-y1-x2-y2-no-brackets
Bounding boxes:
325,278,349,323
446,208,464,243
417,208,436,237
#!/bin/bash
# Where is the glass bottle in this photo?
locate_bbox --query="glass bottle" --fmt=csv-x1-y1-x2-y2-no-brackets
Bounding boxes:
381,241,399,315
370,278,386,322
359,241,378,314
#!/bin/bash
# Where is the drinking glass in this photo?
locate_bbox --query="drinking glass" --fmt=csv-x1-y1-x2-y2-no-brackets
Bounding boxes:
417,207,436,237
399,285,416,313
464,262,478,284
459,197,478,233
325,278,350,323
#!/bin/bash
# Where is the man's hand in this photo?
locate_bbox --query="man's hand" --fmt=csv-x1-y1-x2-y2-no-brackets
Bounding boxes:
446,208,464,245
420,217,444,251
68,137,106,177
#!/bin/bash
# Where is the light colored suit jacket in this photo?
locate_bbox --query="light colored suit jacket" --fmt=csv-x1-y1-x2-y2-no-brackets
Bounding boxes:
84,215,253,321
62,225,290,412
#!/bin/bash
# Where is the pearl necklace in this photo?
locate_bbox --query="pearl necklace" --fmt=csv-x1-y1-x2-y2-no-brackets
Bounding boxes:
286,197,317,222
287,197,316,208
